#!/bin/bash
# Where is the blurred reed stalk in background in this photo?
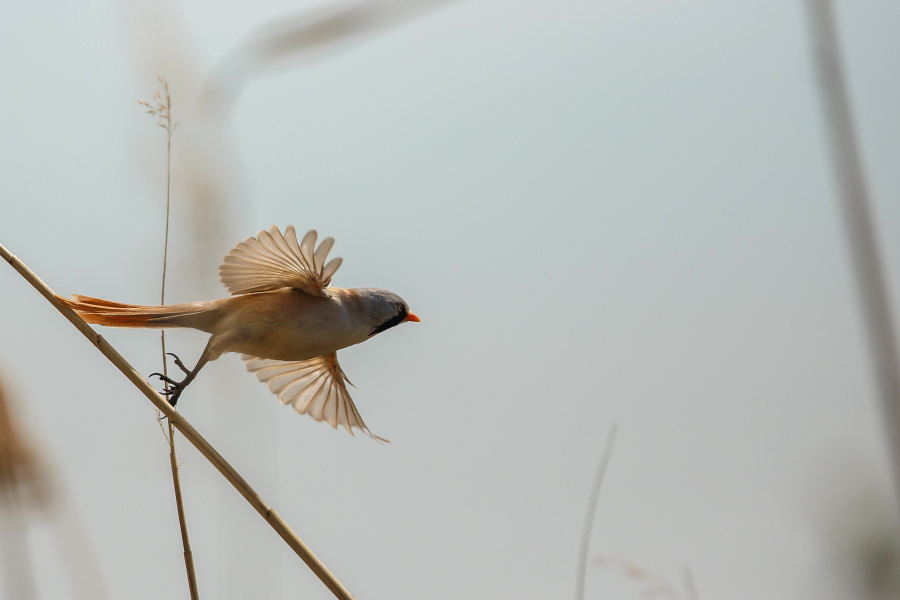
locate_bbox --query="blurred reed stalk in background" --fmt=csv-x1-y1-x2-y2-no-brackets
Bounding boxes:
805,0,900,513
0,368,111,600
0,370,51,600
575,425,701,600
200,0,458,115
575,424,617,600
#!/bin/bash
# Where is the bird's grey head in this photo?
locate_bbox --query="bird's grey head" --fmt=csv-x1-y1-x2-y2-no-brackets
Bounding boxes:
357,288,420,337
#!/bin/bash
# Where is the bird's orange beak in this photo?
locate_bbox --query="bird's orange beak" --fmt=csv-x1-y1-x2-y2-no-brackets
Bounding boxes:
404,312,421,323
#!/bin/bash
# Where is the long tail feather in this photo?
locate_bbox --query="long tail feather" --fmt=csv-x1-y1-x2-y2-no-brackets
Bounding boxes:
57,294,219,330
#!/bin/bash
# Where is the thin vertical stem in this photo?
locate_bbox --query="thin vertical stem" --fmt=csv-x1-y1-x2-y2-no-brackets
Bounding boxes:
805,0,900,512
575,424,617,600
169,421,200,599
681,566,699,600
148,76,200,599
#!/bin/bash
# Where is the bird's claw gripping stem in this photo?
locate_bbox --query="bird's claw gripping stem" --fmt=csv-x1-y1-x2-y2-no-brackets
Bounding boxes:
148,353,196,406
149,372,187,406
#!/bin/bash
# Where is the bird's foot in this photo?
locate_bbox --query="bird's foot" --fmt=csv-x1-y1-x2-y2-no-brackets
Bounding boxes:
149,372,187,407
149,353,195,406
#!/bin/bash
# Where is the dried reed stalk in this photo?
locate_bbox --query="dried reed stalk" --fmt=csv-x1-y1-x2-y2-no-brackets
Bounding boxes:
0,244,355,600
140,75,200,600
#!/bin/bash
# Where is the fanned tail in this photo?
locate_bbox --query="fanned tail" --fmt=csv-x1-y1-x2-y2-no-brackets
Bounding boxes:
56,294,220,331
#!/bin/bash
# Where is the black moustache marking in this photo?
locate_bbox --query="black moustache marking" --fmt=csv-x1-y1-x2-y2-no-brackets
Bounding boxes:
370,306,408,337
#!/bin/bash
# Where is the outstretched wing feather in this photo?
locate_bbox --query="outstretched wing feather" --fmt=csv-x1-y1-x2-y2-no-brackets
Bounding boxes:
243,353,387,442
219,225,342,296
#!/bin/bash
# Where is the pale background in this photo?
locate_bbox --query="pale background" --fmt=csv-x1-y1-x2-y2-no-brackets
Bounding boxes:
1,0,899,598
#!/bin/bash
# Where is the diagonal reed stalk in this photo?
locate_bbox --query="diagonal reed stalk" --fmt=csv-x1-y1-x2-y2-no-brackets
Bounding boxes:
0,244,356,600
139,76,200,600
805,0,900,512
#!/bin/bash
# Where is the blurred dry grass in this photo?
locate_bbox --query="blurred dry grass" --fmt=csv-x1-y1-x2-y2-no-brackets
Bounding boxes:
201,0,459,114
0,371,52,513
0,367,113,600
0,369,51,600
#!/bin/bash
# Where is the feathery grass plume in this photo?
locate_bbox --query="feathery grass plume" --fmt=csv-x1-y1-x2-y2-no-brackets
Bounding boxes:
139,76,176,132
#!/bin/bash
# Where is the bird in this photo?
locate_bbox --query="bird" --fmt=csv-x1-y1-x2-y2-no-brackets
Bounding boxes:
57,225,419,440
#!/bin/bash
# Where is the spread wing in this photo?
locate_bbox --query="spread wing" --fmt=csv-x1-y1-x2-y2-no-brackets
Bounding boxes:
243,353,387,442
219,225,343,297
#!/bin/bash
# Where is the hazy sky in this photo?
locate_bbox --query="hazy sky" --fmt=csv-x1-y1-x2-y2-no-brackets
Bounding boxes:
2,1,899,599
